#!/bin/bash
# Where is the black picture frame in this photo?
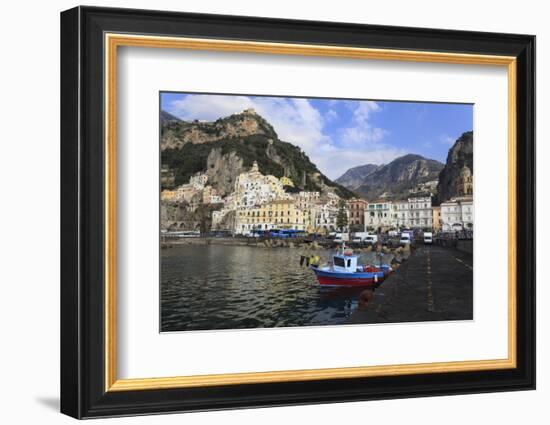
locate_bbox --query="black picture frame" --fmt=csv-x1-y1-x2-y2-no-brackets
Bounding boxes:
61,5,535,419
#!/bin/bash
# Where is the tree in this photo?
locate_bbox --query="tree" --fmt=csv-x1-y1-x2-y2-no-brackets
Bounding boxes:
336,200,349,232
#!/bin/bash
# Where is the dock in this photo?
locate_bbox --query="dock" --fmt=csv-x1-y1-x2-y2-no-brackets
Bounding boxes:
347,244,473,324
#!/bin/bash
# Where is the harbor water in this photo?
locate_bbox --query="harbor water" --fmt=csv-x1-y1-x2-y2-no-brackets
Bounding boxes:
161,244,383,332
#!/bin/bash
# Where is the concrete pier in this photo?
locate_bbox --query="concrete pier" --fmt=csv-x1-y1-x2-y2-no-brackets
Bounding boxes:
347,245,473,324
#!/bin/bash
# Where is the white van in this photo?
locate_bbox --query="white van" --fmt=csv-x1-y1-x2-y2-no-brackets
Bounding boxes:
364,235,378,245
334,233,349,243
351,232,369,243
399,233,412,245
423,232,433,244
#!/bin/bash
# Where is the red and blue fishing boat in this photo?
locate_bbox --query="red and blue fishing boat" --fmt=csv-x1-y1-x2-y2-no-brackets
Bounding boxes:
310,244,392,287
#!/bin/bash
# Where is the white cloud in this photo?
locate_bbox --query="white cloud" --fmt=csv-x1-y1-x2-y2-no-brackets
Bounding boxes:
325,109,338,122
340,101,388,146
313,143,405,180
166,95,394,180
168,95,326,153
352,101,381,124
440,134,455,145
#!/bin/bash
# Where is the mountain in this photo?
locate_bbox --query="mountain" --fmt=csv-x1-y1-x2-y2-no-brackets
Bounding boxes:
160,110,181,124
160,108,355,198
335,163,381,190
338,154,444,200
436,131,473,203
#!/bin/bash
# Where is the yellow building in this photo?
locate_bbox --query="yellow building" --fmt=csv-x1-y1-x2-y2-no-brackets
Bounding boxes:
279,176,295,187
234,199,309,234
160,189,177,201
457,166,473,196
432,206,441,231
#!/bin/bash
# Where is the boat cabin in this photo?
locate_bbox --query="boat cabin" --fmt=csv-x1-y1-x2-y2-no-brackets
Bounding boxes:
332,253,359,273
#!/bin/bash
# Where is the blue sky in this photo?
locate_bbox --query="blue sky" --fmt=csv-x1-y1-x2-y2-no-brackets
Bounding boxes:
161,92,472,179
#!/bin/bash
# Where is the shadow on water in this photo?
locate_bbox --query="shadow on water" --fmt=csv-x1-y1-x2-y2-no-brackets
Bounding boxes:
161,244,381,332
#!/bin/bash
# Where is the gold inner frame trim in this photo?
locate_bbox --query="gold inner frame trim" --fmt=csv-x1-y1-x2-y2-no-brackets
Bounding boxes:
104,33,518,392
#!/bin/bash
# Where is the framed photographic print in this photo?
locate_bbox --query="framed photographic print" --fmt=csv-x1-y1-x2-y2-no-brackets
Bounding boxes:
60,6,535,419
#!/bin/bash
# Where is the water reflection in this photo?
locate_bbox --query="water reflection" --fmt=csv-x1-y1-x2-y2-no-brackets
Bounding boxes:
161,244,379,332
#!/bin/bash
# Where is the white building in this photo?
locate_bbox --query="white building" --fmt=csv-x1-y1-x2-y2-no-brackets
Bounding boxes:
189,173,208,190
406,195,433,229
389,195,433,229
314,203,339,233
440,196,474,231
233,161,285,208
365,201,394,229
392,201,409,228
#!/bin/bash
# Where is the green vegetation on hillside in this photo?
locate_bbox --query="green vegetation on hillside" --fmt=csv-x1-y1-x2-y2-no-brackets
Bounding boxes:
161,133,355,199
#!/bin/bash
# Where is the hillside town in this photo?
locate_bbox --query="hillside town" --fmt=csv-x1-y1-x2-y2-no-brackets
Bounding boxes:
161,159,473,237
158,94,475,332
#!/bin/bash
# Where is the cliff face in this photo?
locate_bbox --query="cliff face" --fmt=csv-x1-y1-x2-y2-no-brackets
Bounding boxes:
335,163,381,190
436,131,473,203
161,198,222,232
205,149,245,197
337,154,444,200
161,108,277,150
160,109,355,198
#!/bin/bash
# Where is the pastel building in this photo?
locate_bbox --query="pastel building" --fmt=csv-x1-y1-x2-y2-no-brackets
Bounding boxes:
234,199,308,234
365,201,394,229
346,198,368,230
440,196,474,231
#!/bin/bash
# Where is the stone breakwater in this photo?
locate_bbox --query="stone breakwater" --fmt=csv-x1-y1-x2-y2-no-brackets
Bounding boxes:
161,237,412,268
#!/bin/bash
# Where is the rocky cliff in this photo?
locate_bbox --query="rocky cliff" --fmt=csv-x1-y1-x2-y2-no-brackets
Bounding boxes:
337,154,444,200
161,109,355,198
436,131,473,203
161,108,277,150
335,163,381,190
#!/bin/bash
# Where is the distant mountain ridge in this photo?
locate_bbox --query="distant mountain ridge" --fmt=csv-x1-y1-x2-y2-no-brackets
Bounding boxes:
160,110,181,124
335,163,381,190
337,154,444,200
161,108,355,199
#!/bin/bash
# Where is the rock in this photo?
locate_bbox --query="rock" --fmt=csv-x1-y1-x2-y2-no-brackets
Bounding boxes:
392,255,403,264
437,131,473,203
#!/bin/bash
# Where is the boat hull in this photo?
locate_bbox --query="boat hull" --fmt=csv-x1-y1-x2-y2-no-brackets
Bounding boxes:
311,267,382,287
